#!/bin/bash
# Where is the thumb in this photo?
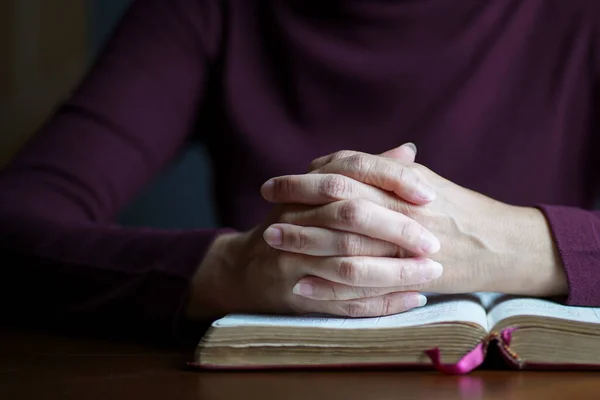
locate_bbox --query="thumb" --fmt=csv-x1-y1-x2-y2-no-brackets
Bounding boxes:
381,142,417,164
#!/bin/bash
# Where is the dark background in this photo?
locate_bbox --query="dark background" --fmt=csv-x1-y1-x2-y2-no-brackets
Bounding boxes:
1,0,217,229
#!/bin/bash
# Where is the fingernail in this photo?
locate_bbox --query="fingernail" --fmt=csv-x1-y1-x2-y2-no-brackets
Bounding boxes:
261,180,275,199
420,232,441,254
403,142,417,155
293,282,313,297
406,294,428,308
416,182,436,201
263,227,283,246
420,261,443,282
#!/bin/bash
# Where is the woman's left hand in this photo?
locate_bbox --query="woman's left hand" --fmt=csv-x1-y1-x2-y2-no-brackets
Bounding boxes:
261,148,568,300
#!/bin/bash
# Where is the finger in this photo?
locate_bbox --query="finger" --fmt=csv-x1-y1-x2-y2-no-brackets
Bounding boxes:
315,154,435,204
381,142,417,163
293,277,406,300
282,199,440,255
261,173,396,206
302,255,442,287
308,143,417,172
309,150,358,172
263,223,401,257
300,291,428,317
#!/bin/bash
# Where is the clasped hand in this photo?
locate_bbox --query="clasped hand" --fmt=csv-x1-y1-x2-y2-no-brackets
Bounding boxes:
189,144,566,321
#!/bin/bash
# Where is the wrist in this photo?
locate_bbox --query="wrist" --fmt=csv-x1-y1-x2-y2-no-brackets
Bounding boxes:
493,205,568,297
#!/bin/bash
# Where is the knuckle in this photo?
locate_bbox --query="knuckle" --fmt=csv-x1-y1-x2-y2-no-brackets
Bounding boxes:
336,200,368,228
337,201,359,226
293,227,311,251
338,258,364,286
339,234,363,255
320,175,350,200
381,295,393,315
347,154,370,172
332,150,356,162
396,201,414,217
352,287,372,299
272,177,293,199
345,301,368,318
395,247,409,258
386,243,403,258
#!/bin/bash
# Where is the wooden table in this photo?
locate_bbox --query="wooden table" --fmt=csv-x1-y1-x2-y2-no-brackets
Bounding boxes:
1,327,599,400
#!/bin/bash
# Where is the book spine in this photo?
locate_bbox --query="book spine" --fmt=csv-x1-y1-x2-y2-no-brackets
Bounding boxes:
424,327,527,374
494,327,524,369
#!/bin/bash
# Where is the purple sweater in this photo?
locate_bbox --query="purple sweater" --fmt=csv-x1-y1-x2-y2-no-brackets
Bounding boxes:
2,0,600,342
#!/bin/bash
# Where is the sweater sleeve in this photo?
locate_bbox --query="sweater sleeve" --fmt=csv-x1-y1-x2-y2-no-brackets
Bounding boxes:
0,0,229,343
536,5,600,308
537,205,600,307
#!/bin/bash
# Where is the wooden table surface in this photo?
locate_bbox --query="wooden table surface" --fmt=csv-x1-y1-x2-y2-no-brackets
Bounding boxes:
1,327,599,400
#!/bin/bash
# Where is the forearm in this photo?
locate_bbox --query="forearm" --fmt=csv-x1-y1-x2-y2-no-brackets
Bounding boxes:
0,204,232,342
491,205,568,297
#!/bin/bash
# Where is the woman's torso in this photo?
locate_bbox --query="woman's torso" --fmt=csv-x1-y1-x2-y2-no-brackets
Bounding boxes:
195,0,600,230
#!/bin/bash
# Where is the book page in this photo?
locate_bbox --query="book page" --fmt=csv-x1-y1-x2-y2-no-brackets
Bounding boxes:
213,294,488,330
487,296,600,329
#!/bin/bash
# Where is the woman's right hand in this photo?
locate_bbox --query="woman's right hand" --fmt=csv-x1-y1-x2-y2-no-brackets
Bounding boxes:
186,202,442,322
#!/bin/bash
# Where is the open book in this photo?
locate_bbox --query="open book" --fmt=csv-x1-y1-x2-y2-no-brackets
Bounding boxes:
190,293,600,374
